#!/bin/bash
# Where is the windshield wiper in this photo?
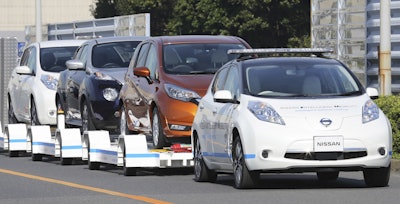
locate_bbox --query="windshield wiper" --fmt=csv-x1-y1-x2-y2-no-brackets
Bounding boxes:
338,90,362,96
189,70,216,74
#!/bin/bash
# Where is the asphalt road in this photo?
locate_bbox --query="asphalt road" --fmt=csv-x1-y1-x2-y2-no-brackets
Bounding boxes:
0,151,400,204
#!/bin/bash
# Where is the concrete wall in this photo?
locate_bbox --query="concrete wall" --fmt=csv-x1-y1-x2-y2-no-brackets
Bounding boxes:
0,0,95,42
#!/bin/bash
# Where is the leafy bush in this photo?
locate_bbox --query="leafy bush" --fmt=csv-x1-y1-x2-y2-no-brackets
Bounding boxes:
374,95,400,154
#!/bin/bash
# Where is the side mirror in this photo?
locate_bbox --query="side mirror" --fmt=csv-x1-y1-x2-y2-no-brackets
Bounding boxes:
66,59,85,70
133,67,153,84
15,66,33,75
214,90,238,104
366,87,379,99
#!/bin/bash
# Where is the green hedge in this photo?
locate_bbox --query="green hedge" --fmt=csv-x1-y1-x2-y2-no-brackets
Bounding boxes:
374,95,400,154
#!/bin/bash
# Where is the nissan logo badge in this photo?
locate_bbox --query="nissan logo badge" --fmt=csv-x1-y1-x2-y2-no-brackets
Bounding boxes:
320,118,332,127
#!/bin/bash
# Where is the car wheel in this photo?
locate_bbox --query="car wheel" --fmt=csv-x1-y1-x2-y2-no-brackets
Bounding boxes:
8,98,18,124
120,106,134,135
363,165,391,187
81,101,95,133
194,135,217,182
317,171,339,181
232,136,259,189
30,100,40,126
152,107,167,149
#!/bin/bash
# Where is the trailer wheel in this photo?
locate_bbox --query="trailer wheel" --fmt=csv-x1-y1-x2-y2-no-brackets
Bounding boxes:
8,150,19,157
123,162,137,176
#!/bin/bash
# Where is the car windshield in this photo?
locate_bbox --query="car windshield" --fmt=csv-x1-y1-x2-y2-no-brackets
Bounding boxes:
92,41,141,68
245,60,362,97
40,46,79,72
163,43,246,74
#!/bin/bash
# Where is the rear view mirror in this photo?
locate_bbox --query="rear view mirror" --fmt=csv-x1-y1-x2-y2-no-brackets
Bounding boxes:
66,60,85,70
366,87,379,99
134,67,153,84
214,90,238,104
15,66,32,75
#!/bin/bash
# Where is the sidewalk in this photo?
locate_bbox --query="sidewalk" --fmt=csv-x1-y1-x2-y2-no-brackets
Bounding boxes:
392,159,400,172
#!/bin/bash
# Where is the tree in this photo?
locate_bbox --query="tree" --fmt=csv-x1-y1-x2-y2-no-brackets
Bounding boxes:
115,0,176,36
168,0,310,48
91,0,118,18
92,0,311,48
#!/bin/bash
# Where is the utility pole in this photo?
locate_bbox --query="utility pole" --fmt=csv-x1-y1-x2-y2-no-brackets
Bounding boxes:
36,0,42,42
379,0,391,95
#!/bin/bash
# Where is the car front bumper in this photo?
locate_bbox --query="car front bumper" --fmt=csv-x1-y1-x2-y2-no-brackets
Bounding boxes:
238,113,392,172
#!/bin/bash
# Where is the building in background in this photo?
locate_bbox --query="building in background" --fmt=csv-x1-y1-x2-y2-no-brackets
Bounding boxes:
0,0,95,42
312,0,400,93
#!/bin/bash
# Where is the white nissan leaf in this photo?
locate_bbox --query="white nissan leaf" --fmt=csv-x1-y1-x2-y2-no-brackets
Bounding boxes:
191,48,392,189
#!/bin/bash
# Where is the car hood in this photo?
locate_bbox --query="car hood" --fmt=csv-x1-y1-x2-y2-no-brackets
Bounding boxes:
162,74,214,96
94,68,127,84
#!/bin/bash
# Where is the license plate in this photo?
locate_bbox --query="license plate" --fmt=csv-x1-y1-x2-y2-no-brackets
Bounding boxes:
313,136,343,152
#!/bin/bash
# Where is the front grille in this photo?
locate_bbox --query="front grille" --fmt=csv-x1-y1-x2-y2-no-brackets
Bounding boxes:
284,151,367,160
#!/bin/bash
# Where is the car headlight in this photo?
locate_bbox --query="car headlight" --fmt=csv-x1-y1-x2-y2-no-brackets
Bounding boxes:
103,88,118,101
164,83,201,102
94,72,114,80
362,99,379,123
40,75,58,90
247,101,285,125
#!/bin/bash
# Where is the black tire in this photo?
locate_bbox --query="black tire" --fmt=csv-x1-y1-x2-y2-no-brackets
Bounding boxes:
60,158,73,165
152,107,167,149
8,98,18,124
81,101,95,133
317,171,339,181
30,100,40,126
8,151,19,157
194,135,217,182
31,153,42,161
232,137,259,189
120,106,135,135
363,165,391,187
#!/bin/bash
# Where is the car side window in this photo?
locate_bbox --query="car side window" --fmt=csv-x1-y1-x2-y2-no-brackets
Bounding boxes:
145,44,158,79
223,65,240,100
26,47,37,73
19,47,31,66
135,43,150,68
212,67,229,94
77,45,89,67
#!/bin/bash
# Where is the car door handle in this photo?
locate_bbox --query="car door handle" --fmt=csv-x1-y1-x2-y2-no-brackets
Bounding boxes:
212,108,217,114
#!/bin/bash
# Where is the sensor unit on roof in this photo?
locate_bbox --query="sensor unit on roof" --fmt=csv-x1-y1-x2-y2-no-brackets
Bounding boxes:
228,48,334,55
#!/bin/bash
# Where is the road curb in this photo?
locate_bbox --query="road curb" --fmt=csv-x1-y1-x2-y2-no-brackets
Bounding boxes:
392,159,400,172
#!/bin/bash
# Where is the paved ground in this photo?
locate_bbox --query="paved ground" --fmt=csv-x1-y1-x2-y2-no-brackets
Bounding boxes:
392,159,400,172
